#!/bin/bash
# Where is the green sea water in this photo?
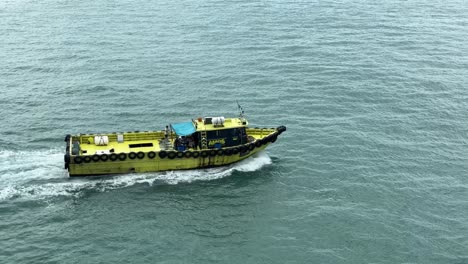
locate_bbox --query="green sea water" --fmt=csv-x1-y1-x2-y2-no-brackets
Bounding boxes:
1,0,467,263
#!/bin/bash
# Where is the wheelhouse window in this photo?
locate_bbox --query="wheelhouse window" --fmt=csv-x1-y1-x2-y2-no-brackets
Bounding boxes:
202,127,247,148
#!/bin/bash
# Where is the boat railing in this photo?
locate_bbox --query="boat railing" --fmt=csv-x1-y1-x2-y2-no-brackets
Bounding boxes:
74,131,166,145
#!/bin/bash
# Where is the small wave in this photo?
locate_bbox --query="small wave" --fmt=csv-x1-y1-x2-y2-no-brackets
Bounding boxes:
0,149,272,201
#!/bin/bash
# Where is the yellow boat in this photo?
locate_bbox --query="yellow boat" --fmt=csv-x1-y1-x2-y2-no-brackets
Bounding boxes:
64,115,286,177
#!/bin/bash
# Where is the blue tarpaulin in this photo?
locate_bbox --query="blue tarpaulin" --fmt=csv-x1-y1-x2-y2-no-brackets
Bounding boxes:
171,122,196,136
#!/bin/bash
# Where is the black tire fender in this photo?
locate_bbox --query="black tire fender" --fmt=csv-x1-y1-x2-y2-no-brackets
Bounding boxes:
255,140,262,147
167,151,176,159
232,147,239,154
270,135,278,143
110,153,118,161
277,126,287,134
248,143,255,151
128,152,137,160
137,152,145,159
100,154,109,162
118,153,127,161
92,154,100,162
240,145,247,152
225,148,233,156
148,151,156,159
159,151,167,159
73,156,83,164
64,154,70,163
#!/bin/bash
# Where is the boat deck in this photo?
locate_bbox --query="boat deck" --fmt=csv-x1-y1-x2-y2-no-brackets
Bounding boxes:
71,128,276,156
79,139,165,155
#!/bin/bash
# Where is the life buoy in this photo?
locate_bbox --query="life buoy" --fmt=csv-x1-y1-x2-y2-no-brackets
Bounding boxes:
201,151,208,158
159,151,167,159
137,152,145,159
74,156,83,164
216,149,224,156
148,151,156,159
128,152,137,160
84,156,92,163
177,152,184,158
184,151,192,158
167,151,176,159
92,154,100,162
100,154,109,162
110,153,118,161
192,151,200,158
118,153,127,161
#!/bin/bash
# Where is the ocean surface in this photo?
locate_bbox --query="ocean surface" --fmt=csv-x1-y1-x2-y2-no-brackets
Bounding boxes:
1,0,467,263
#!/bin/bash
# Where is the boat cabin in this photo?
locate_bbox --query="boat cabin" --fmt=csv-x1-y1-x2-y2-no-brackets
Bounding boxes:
170,117,248,151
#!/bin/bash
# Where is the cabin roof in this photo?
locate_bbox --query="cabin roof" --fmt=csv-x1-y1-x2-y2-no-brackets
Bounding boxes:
195,118,248,132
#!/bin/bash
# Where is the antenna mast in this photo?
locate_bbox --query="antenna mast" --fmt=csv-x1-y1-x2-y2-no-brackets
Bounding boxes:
237,101,245,119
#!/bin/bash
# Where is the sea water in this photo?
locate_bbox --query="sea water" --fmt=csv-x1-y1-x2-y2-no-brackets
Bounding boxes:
0,0,467,263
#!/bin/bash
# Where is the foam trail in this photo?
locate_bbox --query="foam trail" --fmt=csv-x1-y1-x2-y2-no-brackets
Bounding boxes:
0,150,272,201
0,149,66,183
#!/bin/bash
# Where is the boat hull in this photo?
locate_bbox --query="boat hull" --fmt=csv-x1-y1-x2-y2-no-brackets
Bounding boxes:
67,144,270,177
65,125,286,177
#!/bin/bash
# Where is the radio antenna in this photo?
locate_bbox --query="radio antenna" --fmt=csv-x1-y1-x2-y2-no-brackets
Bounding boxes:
236,101,245,119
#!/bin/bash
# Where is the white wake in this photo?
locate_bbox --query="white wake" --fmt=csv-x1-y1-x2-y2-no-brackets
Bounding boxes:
0,149,272,201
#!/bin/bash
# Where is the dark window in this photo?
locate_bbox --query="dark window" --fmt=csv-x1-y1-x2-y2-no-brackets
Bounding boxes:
129,143,154,148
